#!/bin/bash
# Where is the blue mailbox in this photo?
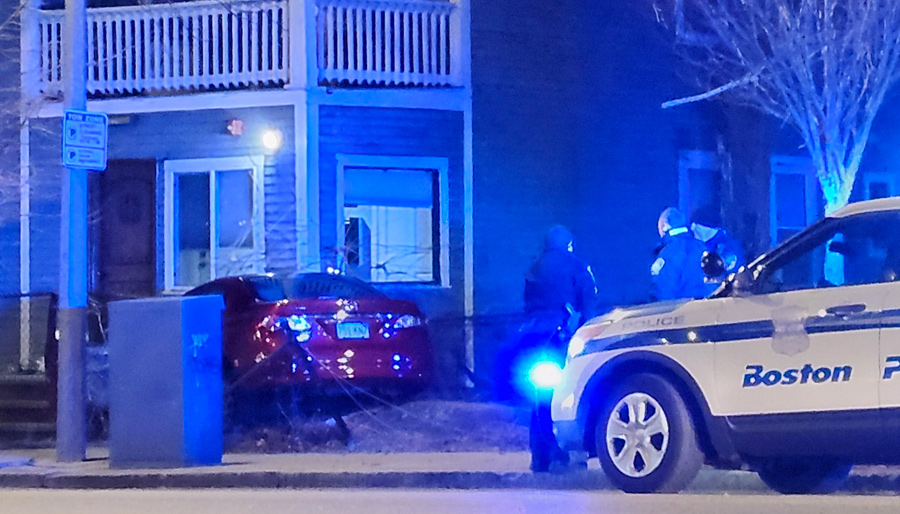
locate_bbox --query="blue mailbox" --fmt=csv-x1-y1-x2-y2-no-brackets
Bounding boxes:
108,295,224,468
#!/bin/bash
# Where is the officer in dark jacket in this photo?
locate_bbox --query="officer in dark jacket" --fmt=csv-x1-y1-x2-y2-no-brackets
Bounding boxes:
691,204,746,277
652,208,708,301
523,225,597,472
524,225,598,325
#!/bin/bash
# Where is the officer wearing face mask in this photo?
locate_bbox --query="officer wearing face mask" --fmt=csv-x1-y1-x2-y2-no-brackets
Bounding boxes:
691,204,746,278
652,208,709,301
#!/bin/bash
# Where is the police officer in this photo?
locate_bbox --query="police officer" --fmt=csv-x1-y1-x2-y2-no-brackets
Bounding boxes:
690,204,746,277
652,208,708,301
524,225,598,325
523,225,597,472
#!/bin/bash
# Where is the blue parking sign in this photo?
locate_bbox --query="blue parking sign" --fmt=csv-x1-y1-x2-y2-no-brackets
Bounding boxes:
62,110,108,171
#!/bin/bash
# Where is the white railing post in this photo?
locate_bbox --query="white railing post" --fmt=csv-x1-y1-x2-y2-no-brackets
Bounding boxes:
449,0,468,88
20,2,42,103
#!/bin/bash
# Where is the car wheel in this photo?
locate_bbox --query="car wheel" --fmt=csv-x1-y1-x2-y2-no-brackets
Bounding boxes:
594,373,704,493
756,458,851,494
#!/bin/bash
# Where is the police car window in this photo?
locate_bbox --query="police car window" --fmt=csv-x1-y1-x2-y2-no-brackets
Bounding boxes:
757,212,900,294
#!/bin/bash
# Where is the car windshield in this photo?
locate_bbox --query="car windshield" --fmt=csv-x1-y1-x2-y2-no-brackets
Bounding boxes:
245,276,288,302
289,273,387,300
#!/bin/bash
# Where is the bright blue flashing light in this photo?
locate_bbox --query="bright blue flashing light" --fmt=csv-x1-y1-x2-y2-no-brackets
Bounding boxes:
528,361,563,390
287,315,311,332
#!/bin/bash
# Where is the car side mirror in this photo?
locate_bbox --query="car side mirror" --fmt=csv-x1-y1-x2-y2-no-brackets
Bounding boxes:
828,240,852,256
731,269,755,296
701,251,725,279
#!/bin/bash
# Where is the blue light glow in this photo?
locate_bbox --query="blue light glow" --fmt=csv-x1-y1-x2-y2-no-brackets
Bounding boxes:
528,361,563,390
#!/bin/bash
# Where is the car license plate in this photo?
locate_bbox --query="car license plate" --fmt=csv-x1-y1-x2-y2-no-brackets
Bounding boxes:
336,321,370,340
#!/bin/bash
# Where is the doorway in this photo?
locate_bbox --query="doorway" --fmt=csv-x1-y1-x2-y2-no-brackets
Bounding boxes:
90,159,157,299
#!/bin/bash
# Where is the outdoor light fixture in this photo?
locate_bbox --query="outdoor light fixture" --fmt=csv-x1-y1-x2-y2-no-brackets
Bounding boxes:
262,129,284,151
226,119,243,136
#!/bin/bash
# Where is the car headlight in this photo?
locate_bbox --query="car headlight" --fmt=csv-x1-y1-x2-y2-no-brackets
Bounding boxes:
568,320,613,359
393,314,423,329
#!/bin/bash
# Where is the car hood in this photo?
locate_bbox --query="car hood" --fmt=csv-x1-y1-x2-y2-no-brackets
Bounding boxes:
571,298,700,356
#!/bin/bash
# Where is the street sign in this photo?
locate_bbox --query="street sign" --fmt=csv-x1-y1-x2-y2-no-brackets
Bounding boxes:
62,110,108,171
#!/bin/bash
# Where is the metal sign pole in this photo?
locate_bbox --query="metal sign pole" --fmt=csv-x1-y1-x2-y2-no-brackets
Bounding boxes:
58,0,88,463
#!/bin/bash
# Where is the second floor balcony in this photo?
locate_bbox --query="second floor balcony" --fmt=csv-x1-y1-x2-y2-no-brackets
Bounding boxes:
24,0,468,101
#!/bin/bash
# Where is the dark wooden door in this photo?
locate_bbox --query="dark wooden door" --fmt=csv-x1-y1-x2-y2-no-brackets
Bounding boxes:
93,159,157,299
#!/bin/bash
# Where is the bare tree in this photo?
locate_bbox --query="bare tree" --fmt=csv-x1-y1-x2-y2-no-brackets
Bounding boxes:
659,0,900,214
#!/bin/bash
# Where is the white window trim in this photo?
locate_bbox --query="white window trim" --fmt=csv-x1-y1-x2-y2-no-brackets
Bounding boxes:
769,155,818,247
864,171,897,200
335,154,451,287
163,155,267,292
677,149,717,216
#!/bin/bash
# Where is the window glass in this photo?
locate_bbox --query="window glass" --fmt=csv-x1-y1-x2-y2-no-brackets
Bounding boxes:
869,181,891,200
775,173,807,230
217,170,254,249
757,212,900,294
343,167,438,284
175,173,210,287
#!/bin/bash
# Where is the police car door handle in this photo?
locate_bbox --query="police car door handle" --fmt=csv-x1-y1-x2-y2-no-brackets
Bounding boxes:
825,304,867,317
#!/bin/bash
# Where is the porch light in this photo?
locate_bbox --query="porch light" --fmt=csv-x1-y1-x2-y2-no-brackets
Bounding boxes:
262,129,283,151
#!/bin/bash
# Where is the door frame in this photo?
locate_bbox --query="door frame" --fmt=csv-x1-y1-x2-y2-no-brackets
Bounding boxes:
163,156,266,292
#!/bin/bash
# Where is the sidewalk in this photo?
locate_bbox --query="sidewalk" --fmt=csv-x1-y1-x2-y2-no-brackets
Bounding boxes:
0,447,761,492
0,448,898,493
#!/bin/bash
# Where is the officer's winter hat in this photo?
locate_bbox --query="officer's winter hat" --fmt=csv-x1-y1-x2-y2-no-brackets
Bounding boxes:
659,207,688,230
691,204,722,228
545,225,573,251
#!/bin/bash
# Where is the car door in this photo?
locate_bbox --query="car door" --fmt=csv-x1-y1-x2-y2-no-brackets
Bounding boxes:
715,213,891,422
876,214,900,435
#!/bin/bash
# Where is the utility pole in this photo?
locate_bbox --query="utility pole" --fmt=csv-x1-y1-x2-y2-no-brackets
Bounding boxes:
57,0,88,463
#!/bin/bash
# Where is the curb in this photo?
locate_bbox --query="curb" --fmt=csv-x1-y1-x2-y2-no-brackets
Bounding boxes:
0,468,768,492
0,467,898,493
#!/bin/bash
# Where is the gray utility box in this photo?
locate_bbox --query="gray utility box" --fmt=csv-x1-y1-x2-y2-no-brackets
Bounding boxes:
108,295,224,468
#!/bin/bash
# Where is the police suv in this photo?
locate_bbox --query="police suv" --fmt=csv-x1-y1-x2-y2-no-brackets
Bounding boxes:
551,198,900,493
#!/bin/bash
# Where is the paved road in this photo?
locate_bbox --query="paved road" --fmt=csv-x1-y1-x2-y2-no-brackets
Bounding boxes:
1,488,896,514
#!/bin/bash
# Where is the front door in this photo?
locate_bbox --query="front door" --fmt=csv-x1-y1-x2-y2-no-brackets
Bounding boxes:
92,159,157,299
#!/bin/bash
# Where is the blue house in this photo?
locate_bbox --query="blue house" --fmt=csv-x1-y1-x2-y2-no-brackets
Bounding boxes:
2,0,900,415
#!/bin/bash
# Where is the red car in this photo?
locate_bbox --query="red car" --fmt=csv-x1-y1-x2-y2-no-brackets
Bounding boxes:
186,274,434,397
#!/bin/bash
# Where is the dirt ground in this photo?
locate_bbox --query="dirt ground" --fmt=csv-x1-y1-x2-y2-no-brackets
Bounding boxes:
226,400,531,454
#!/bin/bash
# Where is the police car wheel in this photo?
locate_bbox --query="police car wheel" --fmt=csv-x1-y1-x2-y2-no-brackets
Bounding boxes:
756,458,852,494
594,373,704,493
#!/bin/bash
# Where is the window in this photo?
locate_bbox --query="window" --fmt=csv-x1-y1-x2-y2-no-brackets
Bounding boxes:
770,155,818,246
864,172,896,200
756,212,900,294
164,156,266,290
678,150,719,219
336,155,450,286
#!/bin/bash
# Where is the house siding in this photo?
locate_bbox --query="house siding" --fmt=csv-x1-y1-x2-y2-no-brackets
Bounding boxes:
28,106,297,293
318,105,466,392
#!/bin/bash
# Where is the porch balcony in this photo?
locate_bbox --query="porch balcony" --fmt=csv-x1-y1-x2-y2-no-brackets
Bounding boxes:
24,0,467,101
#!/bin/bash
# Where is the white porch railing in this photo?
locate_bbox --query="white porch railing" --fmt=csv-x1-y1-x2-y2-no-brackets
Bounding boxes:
29,0,464,98
35,0,290,96
316,0,461,87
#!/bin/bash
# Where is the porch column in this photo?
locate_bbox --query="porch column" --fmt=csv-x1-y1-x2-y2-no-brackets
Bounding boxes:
294,97,321,272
